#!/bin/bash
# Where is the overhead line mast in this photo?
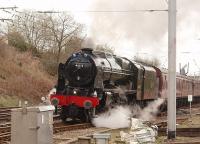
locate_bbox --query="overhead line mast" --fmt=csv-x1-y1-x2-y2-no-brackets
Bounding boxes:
168,0,176,139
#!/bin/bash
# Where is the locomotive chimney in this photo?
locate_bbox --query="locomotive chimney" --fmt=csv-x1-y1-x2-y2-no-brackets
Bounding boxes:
81,48,93,54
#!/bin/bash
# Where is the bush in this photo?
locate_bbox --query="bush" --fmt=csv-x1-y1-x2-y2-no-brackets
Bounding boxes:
0,42,54,104
41,51,58,76
8,32,28,52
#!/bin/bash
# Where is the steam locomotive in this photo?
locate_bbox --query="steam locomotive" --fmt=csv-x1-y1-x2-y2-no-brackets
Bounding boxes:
50,48,200,122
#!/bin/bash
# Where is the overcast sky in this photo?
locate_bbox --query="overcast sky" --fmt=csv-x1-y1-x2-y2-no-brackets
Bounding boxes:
0,0,200,75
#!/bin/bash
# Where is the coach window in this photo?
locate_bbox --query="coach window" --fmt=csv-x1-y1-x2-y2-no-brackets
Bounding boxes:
180,79,182,89
189,82,192,91
177,79,180,89
185,80,187,91
184,80,186,91
185,81,187,90
177,79,179,89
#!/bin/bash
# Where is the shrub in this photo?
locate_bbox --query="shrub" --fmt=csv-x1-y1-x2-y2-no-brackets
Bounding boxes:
7,31,28,52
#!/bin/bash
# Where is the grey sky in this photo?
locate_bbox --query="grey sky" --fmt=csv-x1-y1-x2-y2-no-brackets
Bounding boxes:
0,0,200,74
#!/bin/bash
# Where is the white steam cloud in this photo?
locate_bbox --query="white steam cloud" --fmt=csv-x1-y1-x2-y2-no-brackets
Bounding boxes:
92,98,164,129
88,0,168,55
92,106,132,129
139,98,164,121
87,0,200,73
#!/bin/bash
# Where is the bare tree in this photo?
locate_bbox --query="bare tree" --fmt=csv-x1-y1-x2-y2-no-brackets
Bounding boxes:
7,11,84,59
6,12,47,54
46,13,84,63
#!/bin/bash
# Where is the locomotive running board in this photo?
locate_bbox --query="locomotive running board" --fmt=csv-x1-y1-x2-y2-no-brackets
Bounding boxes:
103,88,136,94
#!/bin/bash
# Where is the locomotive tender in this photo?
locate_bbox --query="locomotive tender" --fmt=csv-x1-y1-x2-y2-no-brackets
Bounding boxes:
50,48,200,122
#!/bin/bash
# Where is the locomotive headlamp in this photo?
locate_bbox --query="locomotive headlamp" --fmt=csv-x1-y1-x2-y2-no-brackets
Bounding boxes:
73,90,77,95
41,97,46,101
84,100,92,109
51,98,59,106
93,91,97,97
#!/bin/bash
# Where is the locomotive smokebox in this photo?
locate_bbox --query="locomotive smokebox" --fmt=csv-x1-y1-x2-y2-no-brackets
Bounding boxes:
64,48,97,87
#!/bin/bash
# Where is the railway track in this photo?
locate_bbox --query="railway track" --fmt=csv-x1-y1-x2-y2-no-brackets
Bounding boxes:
0,122,92,134
154,117,189,128
0,121,93,143
54,123,93,134
0,107,18,123
158,127,200,137
0,103,199,143
166,141,200,144
0,125,11,143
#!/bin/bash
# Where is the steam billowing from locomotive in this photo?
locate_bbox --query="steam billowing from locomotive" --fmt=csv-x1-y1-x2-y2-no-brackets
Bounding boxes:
92,98,164,129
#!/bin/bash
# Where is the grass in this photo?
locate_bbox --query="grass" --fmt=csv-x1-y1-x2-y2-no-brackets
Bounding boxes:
177,116,200,128
156,136,166,144
0,94,20,107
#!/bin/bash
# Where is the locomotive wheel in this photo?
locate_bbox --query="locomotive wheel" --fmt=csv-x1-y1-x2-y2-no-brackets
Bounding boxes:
61,116,67,123
85,110,91,122
60,106,67,122
80,109,92,122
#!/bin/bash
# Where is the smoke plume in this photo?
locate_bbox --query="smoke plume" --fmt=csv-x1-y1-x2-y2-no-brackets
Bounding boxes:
81,37,96,48
87,0,200,71
88,0,168,55
92,98,164,129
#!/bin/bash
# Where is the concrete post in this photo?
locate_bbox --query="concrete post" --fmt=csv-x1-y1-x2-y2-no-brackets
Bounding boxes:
168,0,176,139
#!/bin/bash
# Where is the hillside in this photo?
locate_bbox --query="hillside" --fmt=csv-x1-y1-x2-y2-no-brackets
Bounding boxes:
0,42,55,106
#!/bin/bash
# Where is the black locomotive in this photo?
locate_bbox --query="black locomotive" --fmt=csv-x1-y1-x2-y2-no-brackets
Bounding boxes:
50,48,200,122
